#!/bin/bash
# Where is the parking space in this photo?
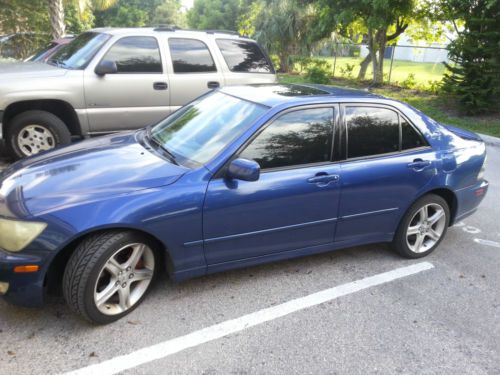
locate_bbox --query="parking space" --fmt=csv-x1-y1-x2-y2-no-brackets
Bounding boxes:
0,141,499,374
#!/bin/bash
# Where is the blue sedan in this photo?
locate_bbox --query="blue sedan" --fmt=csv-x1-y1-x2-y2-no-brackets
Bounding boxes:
0,84,488,323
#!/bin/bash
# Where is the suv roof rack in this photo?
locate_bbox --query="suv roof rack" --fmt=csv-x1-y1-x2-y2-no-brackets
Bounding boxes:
153,25,182,31
151,26,241,37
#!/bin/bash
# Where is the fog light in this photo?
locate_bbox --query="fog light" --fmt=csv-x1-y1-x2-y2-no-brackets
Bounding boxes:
0,282,9,295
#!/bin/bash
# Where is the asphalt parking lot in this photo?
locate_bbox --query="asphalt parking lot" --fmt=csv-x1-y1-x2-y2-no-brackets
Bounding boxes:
0,138,499,375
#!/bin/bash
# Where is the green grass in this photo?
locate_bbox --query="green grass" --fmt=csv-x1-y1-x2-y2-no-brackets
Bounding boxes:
279,74,500,137
293,56,446,86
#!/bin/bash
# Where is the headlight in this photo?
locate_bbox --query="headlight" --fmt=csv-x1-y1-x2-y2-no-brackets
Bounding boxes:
0,218,47,252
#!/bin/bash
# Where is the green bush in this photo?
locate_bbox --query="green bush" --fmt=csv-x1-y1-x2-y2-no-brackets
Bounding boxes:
305,59,331,84
401,73,417,89
339,63,355,79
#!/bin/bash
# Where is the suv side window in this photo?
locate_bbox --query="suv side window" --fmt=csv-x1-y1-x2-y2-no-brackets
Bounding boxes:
240,108,334,169
168,38,217,73
215,39,273,73
346,106,399,158
102,36,162,73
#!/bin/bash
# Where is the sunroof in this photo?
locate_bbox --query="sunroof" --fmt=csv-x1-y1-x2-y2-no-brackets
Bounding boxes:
250,84,329,97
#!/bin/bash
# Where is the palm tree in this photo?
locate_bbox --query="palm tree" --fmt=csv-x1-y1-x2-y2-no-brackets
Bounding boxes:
48,0,118,39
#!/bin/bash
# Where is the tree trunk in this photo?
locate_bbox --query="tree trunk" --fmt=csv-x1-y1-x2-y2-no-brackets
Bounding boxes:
372,28,387,86
358,52,371,80
48,0,65,39
279,53,289,73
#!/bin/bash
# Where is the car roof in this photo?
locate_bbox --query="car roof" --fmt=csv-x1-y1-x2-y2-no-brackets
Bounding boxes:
220,84,385,107
89,27,248,40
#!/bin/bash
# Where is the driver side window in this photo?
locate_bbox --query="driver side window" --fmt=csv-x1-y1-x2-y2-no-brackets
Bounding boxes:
239,108,334,169
101,36,162,73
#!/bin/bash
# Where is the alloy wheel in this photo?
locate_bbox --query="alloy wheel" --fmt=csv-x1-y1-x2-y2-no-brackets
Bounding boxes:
94,243,155,315
17,124,56,156
406,203,447,254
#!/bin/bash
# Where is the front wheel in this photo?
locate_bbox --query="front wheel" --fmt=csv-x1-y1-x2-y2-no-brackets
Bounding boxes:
63,231,157,324
6,110,71,160
392,194,450,258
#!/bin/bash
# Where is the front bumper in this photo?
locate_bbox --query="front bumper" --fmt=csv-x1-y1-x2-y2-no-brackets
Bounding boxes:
453,179,489,223
0,248,45,307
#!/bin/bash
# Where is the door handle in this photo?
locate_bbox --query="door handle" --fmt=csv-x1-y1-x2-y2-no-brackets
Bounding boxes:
207,81,220,89
307,173,340,184
153,82,168,90
407,159,431,170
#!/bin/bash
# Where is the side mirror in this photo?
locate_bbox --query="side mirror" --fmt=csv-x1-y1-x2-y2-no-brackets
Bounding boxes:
95,60,117,76
227,158,260,182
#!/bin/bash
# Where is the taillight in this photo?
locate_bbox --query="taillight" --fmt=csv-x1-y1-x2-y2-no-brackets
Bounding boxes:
478,154,487,180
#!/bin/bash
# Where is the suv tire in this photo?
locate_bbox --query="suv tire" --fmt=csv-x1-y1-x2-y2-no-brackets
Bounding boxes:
6,110,71,160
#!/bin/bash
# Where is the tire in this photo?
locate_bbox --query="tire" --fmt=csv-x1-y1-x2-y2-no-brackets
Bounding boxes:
6,110,71,160
63,231,157,324
392,194,450,259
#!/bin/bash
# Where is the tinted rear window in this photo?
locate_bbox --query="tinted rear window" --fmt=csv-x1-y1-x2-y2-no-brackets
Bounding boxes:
216,39,273,73
168,38,216,73
346,107,400,158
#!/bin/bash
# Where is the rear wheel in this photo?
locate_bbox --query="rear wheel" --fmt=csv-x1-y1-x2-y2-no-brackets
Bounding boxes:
6,110,71,160
63,231,157,324
393,194,449,258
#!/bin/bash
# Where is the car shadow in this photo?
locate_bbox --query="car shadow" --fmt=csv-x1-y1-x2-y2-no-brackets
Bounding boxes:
0,140,9,162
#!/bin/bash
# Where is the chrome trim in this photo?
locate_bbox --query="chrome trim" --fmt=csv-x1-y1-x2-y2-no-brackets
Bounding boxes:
341,207,399,219
186,217,338,247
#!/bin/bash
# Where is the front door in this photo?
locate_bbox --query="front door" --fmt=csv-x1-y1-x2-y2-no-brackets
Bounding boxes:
84,35,170,132
203,106,341,265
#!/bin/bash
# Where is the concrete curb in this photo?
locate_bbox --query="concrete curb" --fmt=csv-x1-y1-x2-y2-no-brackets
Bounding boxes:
479,133,500,148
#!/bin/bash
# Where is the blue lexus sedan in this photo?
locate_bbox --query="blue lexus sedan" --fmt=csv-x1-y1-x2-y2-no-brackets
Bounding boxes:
0,84,488,323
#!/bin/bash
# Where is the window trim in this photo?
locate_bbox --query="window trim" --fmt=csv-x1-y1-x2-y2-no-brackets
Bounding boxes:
98,35,163,74
168,37,218,74
215,38,276,74
213,103,339,179
341,103,430,162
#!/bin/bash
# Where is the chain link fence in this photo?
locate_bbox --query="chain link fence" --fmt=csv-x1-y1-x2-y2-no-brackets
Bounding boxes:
306,42,450,88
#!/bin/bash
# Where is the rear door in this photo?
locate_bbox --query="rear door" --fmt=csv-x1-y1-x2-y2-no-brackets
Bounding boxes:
84,35,170,132
166,37,225,112
335,104,436,243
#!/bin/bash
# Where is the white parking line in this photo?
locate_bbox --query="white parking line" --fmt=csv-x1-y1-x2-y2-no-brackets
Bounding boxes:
64,262,435,375
474,238,500,248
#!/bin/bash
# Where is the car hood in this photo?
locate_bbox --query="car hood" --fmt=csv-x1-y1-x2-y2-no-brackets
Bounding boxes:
0,132,189,217
0,61,68,80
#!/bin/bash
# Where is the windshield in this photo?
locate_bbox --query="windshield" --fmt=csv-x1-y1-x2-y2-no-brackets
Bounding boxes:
150,92,267,165
28,42,57,61
48,32,110,69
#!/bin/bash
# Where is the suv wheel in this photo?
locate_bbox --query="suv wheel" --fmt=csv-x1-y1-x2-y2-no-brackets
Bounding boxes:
6,110,71,159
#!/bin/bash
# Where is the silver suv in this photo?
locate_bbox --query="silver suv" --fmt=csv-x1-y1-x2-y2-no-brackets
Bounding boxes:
0,27,276,159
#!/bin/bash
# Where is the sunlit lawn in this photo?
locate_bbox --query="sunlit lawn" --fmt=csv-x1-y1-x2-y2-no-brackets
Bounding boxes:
294,56,447,86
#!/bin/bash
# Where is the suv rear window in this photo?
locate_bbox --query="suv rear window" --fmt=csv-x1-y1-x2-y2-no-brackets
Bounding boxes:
216,39,273,73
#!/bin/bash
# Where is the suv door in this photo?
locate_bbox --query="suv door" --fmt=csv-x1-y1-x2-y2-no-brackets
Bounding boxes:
166,38,225,112
214,39,276,84
84,35,169,132
203,106,340,266
336,104,436,243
